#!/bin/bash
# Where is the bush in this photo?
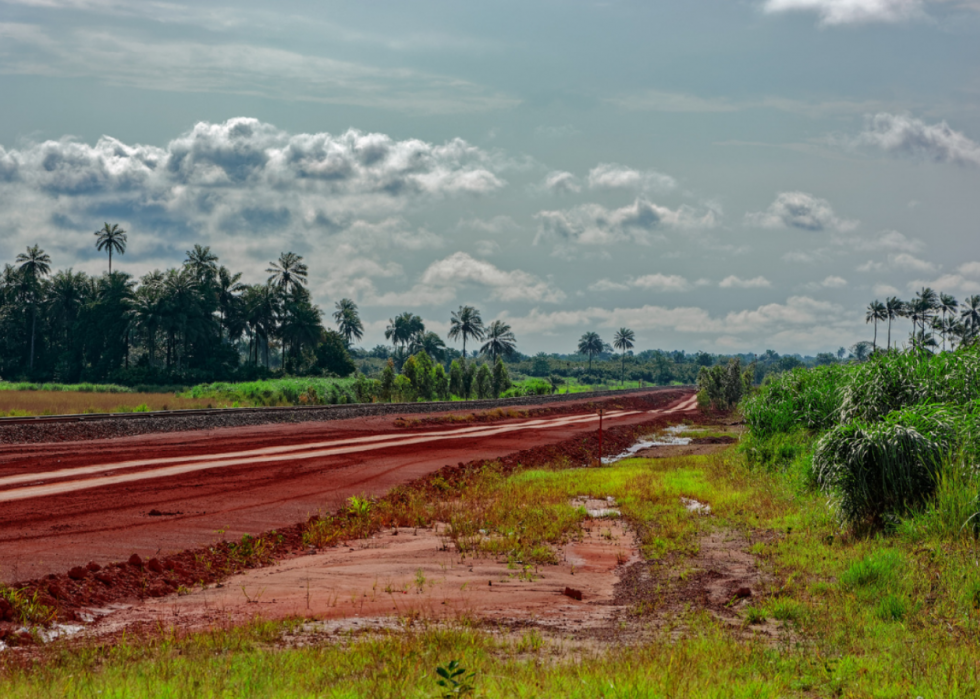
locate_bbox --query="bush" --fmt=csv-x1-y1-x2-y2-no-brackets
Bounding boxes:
697,358,752,411
741,364,847,438
814,404,962,527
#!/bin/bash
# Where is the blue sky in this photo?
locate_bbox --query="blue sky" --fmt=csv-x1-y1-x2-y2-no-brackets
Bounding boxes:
1,0,978,354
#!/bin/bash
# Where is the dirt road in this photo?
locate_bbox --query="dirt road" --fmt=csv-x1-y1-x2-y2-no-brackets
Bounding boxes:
0,390,695,582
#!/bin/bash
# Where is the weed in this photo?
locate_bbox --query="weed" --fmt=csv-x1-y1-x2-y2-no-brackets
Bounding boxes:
435,659,476,698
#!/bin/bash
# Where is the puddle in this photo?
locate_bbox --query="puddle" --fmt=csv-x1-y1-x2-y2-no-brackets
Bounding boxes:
681,497,711,515
601,426,692,464
571,496,620,518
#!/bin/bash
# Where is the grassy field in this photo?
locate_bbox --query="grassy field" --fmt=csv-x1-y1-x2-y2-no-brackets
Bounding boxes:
0,391,214,417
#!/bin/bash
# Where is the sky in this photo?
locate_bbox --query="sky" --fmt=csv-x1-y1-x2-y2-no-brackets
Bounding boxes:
1,0,979,356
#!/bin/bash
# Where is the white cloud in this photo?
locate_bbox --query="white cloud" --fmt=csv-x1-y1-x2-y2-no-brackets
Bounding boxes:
857,260,885,272
631,274,692,292
746,192,857,232
906,274,980,295
541,171,581,194
959,261,980,277
873,283,902,296
587,163,676,193
821,275,848,288
719,275,773,289
535,197,718,248
853,113,980,167
782,251,822,263
762,0,926,25
839,229,923,253
0,23,518,115
499,296,848,343
890,253,937,272
588,279,630,292
416,251,565,304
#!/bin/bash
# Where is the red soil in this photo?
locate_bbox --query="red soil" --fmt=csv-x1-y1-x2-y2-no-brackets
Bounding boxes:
0,389,695,637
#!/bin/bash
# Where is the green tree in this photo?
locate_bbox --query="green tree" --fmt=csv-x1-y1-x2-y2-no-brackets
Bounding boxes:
612,327,635,385
697,358,751,411
449,359,464,397
315,330,356,377
433,363,450,400
961,295,980,341
380,359,396,402
474,363,493,399
938,293,959,351
333,298,364,347
16,244,52,371
577,331,604,374
94,223,127,274
266,252,308,294
462,362,476,398
409,331,447,362
885,296,903,350
448,305,485,363
492,356,511,397
480,320,516,364
385,312,424,351
865,300,887,352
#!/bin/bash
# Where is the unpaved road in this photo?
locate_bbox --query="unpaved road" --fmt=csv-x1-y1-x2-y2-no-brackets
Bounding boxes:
0,390,694,582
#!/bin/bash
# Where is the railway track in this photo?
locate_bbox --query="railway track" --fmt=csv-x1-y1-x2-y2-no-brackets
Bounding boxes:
0,385,693,426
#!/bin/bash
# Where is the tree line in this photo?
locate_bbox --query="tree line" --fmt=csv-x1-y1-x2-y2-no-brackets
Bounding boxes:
865,288,980,354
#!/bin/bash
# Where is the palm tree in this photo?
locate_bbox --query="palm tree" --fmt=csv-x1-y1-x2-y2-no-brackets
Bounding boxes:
16,244,52,370
129,280,165,367
243,284,279,367
938,293,959,351
280,288,323,371
480,320,517,364
961,295,980,342
185,245,219,284
216,266,246,342
94,223,127,274
865,300,887,352
612,327,635,384
577,331,605,373
48,269,88,354
885,297,903,350
448,305,485,362
913,287,939,343
409,331,448,362
333,298,364,347
385,312,424,351
266,252,308,294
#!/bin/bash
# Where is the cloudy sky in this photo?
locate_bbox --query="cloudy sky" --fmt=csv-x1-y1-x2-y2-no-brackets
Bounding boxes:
1,0,979,355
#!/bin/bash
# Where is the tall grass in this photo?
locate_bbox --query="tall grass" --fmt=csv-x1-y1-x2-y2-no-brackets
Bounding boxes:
742,345,980,530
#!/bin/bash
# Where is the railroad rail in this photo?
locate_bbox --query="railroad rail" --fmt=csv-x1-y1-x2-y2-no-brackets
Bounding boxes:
0,386,694,427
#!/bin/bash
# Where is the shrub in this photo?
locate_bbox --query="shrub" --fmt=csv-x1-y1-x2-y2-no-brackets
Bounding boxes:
741,364,847,438
697,358,752,411
814,405,961,527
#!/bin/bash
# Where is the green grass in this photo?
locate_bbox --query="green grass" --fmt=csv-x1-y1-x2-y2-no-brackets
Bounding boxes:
180,377,359,407
0,381,134,393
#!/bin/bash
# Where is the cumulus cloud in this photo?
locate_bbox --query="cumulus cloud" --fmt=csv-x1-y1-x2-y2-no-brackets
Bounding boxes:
959,261,980,277
415,252,565,304
745,191,857,232
803,275,848,290
535,197,718,248
541,171,581,194
853,113,980,167
631,274,694,292
587,163,676,193
719,275,772,289
840,229,923,253
762,0,926,25
890,253,937,273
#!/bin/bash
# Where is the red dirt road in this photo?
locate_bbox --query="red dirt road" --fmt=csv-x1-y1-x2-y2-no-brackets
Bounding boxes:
0,390,694,583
